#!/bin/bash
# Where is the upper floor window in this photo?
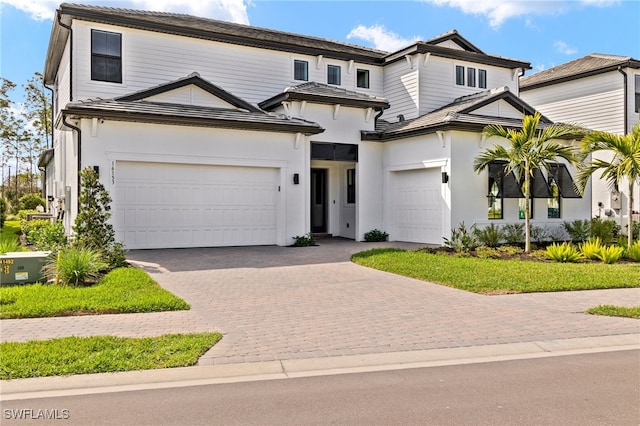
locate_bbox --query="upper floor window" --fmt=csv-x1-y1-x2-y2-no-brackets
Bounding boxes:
91,29,122,83
467,67,476,87
634,74,640,113
455,65,465,86
357,69,370,89
479,69,487,89
294,60,308,81
328,65,341,85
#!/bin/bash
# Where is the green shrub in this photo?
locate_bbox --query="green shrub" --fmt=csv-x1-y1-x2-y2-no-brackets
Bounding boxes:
530,225,550,244
473,223,503,248
563,219,590,243
17,209,39,221
596,245,625,264
502,223,525,245
443,222,478,253
292,232,316,247
18,193,45,211
590,217,618,244
44,247,108,286
21,219,67,251
0,239,26,254
497,245,524,256
626,241,640,262
363,229,389,242
580,237,603,260
546,242,583,263
475,246,501,259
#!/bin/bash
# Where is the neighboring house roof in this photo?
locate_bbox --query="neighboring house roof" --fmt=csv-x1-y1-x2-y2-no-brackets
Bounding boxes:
116,72,261,112
363,86,548,141
61,98,324,135
259,82,390,111
520,53,640,90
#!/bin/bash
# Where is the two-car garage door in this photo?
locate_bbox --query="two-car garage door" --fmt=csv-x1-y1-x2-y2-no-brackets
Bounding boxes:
114,161,278,249
392,168,444,245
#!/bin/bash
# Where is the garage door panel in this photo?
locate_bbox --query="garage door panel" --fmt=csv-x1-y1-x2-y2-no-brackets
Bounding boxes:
114,161,278,249
393,169,444,244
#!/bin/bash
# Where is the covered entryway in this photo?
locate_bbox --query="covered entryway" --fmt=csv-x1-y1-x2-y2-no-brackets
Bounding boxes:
114,161,278,249
392,168,444,244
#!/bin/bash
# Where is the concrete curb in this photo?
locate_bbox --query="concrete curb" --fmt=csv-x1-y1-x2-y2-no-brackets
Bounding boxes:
2,334,638,401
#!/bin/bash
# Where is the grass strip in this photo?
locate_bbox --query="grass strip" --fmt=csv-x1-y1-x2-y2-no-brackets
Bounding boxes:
586,305,640,319
0,332,222,379
352,248,640,294
0,267,189,319
0,220,21,243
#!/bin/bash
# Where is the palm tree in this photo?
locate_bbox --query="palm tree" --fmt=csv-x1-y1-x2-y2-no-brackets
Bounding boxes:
474,112,583,252
576,122,640,247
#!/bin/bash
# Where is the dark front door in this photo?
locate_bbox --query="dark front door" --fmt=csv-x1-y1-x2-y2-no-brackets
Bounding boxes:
311,168,327,233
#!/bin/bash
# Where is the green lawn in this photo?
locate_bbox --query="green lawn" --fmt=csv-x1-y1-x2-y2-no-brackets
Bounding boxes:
0,267,189,319
0,220,20,242
586,305,640,319
0,333,222,379
352,248,640,294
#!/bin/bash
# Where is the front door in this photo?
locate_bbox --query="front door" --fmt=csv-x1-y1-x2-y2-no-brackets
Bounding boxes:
311,168,327,233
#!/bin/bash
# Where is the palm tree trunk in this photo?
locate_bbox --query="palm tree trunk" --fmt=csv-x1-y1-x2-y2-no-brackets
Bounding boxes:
524,164,531,253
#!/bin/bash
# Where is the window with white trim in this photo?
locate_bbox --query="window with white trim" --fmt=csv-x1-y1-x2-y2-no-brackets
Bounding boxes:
479,69,487,89
467,67,476,87
455,65,465,86
356,69,369,89
294,60,308,81
328,65,341,85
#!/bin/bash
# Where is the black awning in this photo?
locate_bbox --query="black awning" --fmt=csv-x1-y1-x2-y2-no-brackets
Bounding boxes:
530,167,552,198
549,163,582,198
311,142,358,161
488,161,523,198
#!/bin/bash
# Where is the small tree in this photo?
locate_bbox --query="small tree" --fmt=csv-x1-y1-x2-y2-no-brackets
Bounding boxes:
73,167,115,249
474,112,583,252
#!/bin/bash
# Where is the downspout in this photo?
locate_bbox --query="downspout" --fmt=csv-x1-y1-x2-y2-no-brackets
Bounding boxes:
56,10,73,102
373,107,385,128
62,114,81,214
617,66,628,134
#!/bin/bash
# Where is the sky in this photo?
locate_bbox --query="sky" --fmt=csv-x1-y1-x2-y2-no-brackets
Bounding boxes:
1,0,639,105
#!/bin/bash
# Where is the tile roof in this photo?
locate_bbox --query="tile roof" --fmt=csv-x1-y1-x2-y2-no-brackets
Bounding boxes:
365,87,546,140
259,82,390,111
520,53,640,90
62,98,324,135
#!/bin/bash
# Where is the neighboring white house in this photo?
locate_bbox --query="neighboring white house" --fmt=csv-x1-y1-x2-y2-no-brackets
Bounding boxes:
520,54,640,224
39,3,590,249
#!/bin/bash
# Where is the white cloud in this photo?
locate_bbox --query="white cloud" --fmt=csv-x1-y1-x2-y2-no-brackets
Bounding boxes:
0,0,249,24
346,24,421,52
553,40,577,55
424,0,615,29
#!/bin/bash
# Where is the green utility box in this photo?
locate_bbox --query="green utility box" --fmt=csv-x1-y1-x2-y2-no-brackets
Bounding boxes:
0,251,51,285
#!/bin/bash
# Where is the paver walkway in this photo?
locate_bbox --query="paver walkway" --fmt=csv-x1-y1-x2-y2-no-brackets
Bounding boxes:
1,240,638,367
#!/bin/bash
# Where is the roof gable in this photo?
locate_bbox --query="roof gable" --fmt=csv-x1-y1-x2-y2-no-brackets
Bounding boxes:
520,53,640,90
424,30,484,54
115,73,260,111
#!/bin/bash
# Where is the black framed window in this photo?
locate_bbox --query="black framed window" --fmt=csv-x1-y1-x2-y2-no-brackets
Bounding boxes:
294,60,308,81
328,65,341,85
488,179,503,219
357,69,370,88
548,179,561,218
347,169,356,204
455,65,465,86
479,69,487,89
467,67,476,87
634,74,640,113
91,29,122,83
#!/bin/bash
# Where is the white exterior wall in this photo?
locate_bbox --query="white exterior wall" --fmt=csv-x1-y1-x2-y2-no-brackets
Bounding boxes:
382,60,419,121
77,119,309,246
521,70,640,217
55,39,71,120
357,141,384,240
69,20,384,108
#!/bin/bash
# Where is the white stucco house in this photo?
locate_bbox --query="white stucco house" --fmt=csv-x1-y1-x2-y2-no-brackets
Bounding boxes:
39,3,590,249
520,54,640,223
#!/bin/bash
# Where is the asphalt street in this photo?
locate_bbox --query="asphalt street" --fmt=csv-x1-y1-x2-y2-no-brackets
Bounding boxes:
2,350,638,426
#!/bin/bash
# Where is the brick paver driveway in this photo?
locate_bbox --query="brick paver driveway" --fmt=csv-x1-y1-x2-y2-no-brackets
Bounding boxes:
125,239,639,365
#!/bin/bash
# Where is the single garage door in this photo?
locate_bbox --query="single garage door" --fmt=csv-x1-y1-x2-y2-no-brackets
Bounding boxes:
392,168,444,244
114,161,278,249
